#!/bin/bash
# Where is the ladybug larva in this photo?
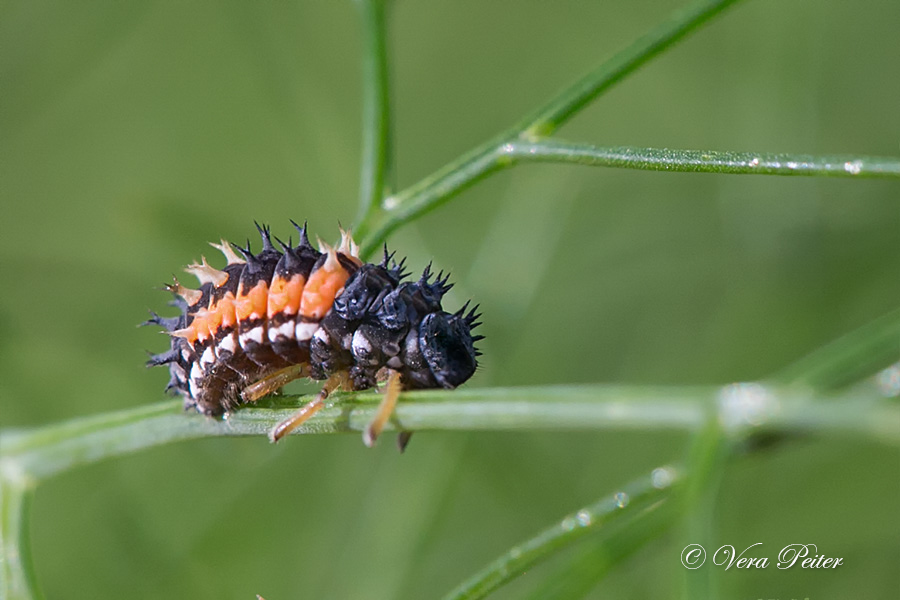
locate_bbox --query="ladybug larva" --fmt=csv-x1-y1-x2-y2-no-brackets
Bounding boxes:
146,221,482,447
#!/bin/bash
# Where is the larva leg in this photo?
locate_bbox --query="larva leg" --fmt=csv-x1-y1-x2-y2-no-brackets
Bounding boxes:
241,364,309,404
269,370,349,442
363,369,402,448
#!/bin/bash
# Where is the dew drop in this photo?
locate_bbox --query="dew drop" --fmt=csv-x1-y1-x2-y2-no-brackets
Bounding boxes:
651,466,675,489
561,516,576,531
718,382,776,429
509,548,522,560
876,362,900,397
844,160,862,174
748,157,760,167
614,492,629,508
501,143,515,154
576,510,592,527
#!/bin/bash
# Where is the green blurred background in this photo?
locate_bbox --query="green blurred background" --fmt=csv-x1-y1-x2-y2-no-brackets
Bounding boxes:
2,1,898,598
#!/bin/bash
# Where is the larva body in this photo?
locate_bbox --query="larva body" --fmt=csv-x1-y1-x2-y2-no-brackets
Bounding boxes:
147,222,481,426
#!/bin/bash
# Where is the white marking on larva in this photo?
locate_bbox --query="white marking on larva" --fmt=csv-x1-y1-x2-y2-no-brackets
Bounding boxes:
189,376,201,399
240,326,265,346
171,363,187,379
268,321,295,343
351,330,373,359
341,334,352,350
217,334,236,355
405,331,419,356
190,362,204,385
387,356,403,369
403,329,425,368
296,322,320,341
200,345,216,369
313,327,330,344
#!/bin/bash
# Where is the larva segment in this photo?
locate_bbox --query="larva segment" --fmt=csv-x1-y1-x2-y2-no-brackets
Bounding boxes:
235,280,270,322
266,231,321,363
210,262,244,334
267,273,305,318
177,235,274,414
189,307,213,345
299,244,354,321
234,225,287,368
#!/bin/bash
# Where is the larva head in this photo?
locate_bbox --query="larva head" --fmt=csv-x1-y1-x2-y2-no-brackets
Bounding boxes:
417,310,479,389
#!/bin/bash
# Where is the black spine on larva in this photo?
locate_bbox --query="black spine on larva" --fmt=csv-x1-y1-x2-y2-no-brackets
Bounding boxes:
144,299,193,407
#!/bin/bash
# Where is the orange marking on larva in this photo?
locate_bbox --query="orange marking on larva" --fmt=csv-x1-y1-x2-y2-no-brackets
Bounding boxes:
234,293,252,322
248,281,269,319
217,292,237,330
300,263,350,320
268,273,306,318
205,299,224,334
236,281,270,322
189,311,212,344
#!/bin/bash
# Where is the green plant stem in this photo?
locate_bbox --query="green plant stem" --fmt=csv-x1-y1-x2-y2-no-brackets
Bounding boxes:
0,477,41,600
356,0,745,257
353,0,393,236
358,139,900,256
2,385,897,484
441,465,682,600
775,307,900,390
507,141,900,177
679,416,731,600
359,145,500,258
523,498,679,600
